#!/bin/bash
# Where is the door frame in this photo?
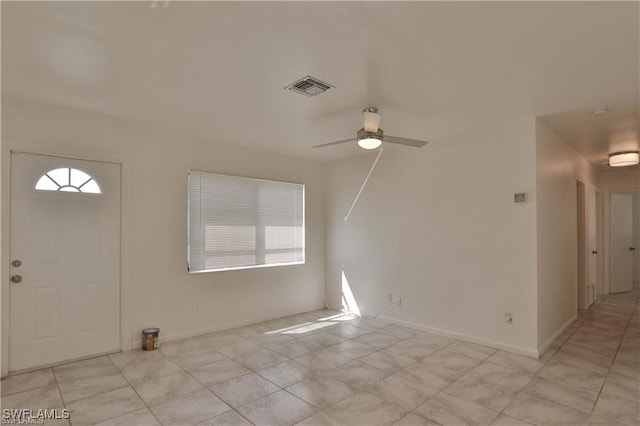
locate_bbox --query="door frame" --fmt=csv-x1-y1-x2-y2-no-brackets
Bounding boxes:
608,190,638,294
603,186,640,295
576,179,601,308
1,139,134,377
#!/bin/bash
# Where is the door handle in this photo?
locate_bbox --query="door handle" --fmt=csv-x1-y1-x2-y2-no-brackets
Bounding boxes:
11,259,22,267
592,250,598,255
11,275,22,283
631,247,637,251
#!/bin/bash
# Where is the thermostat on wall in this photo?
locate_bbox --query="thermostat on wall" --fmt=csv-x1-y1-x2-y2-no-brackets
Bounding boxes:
514,193,526,203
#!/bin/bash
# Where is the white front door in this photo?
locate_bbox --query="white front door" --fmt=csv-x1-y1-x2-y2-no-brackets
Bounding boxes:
9,152,121,371
610,193,633,293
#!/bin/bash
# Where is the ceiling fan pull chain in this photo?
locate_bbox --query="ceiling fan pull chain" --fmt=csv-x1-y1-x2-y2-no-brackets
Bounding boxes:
344,148,384,222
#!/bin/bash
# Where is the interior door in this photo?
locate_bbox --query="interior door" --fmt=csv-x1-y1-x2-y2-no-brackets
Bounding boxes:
610,193,633,293
9,152,121,371
587,188,597,304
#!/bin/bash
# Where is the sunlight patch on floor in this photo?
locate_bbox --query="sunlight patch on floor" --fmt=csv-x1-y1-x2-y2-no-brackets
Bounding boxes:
342,269,361,316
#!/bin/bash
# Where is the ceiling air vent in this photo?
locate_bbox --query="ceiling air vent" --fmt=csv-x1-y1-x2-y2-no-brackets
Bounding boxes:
285,76,334,97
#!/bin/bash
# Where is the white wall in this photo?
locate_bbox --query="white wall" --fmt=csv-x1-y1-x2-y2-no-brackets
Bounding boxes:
326,117,539,355
535,120,599,353
1,98,326,374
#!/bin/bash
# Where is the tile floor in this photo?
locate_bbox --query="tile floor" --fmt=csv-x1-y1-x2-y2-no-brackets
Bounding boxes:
2,291,638,425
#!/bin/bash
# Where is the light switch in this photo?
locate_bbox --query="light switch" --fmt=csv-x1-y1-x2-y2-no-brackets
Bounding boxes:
514,193,526,203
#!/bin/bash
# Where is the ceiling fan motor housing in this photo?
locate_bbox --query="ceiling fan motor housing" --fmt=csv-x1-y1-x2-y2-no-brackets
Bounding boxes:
357,128,383,142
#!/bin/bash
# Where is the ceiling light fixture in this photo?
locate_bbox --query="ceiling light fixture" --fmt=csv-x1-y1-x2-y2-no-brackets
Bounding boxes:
314,107,428,151
356,128,383,150
608,151,640,167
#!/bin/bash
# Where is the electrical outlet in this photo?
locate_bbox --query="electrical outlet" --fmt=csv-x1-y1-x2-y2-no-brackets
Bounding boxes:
505,313,513,325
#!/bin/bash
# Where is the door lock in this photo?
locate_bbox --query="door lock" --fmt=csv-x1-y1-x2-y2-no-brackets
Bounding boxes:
11,259,22,267
11,275,22,283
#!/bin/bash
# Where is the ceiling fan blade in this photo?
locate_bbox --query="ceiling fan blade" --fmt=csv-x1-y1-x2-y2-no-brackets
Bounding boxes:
363,109,381,133
313,138,357,148
383,135,429,148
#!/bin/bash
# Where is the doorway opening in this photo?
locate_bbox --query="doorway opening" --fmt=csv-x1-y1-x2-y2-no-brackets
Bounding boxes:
596,190,604,297
576,181,587,309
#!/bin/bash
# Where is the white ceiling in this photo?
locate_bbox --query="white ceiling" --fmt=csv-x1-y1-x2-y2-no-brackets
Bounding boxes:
2,1,638,163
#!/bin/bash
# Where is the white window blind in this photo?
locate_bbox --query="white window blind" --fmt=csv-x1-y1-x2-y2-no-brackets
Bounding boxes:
188,170,305,273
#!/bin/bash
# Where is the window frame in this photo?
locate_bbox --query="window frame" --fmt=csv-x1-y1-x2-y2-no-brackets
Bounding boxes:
187,169,305,274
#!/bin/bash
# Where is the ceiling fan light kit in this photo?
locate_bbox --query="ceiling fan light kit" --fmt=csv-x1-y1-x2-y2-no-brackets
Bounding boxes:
608,151,639,167
357,128,383,149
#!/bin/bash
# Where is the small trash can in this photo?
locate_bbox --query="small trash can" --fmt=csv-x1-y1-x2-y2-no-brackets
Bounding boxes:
142,328,160,351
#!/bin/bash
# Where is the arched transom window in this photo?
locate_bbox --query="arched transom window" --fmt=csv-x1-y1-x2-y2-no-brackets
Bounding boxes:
35,167,102,194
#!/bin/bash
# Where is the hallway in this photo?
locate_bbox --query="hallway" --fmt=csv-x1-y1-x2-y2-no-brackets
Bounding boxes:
534,290,639,425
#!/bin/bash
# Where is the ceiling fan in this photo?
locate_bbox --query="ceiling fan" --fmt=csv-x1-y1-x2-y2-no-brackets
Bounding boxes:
313,107,429,150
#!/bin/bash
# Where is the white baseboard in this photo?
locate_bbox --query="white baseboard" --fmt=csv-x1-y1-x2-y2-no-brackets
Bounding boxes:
537,313,577,356
372,315,539,358
151,303,326,347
